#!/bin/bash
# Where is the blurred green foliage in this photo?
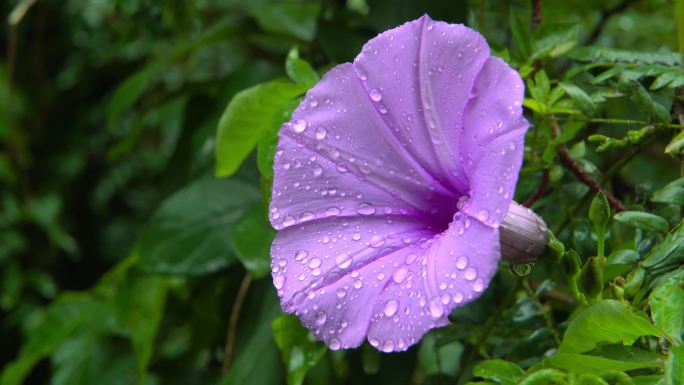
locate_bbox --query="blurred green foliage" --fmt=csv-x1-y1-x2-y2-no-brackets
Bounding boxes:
1,0,683,384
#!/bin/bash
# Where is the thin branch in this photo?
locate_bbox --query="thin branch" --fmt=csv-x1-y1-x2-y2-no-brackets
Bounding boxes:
552,120,627,212
584,0,636,46
222,274,253,373
523,169,549,208
532,0,542,30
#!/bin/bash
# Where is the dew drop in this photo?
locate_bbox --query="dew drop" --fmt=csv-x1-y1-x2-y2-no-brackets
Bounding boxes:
329,338,342,350
378,104,388,114
326,207,341,216
380,339,395,352
369,235,385,248
313,165,323,177
282,215,296,227
464,267,477,281
352,233,361,241
295,250,308,261
309,98,318,107
428,297,444,318
392,268,408,283
473,278,485,292
476,209,489,222
274,275,286,289
369,88,383,102
455,256,468,270
383,300,399,317
309,258,321,269
453,292,464,303
405,254,418,265
336,253,352,269
356,202,376,215
293,119,308,133
336,163,349,173
315,127,327,140
369,337,380,347
300,211,315,221
336,288,346,298
353,279,363,289
315,311,327,325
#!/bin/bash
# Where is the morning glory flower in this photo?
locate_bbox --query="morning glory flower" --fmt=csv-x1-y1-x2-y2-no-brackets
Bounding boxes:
269,15,529,352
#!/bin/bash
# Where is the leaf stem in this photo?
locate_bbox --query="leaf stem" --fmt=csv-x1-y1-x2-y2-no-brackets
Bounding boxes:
222,273,253,373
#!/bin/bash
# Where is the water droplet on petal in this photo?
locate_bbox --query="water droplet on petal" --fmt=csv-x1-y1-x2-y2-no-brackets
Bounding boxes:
392,268,408,283
353,279,363,289
326,207,341,216
329,338,342,350
309,258,321,269
295,250,308,261
453,292,464,303
464,267,477,281
405,254,418,265
336,254,352,269
476,209,489,222
293,119,308,133
336,288,346,298
315,311,327,325
300,211,315,221
282,215,296,227
369,235,385,248
315,127,327,140
429,297,444,318
381,339,395,352
274,275,286,289
456,256,468,270
313,165,323,177
369,88,383,102
473,278,485,292
383,300,399,317
356,202,376,215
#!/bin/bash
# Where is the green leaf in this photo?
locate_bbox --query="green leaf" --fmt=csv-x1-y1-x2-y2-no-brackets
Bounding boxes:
0,294,114,385
531,23,579,59
509,5,532,60
663,344,684,385
286,49,319,88
117,274,169,382
652,178,684,205
256,98,301,180
665,130,684,155
229,203,275,279
569,46,682,66
650,69,684,90
604,249,640,282
649,278,684,343
249,2,321,41
215,79,307,177
138,177,260,275
628,81,671,124
614,211,669,234
472,359,525,385
220,285,283,385
550,352,661,374
560,83,595,116
642,224,684,269
272,314,327,385
558,300,665,354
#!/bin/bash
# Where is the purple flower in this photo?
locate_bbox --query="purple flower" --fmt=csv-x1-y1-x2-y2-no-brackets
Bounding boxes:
269,15,529,352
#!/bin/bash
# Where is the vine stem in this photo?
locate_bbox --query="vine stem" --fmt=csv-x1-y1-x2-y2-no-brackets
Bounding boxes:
222,274,253,373
552,119,626,212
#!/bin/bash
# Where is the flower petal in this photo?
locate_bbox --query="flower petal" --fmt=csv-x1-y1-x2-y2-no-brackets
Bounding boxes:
459,57,529,227
270,63,458,231
271,212,498,351
353,15,490,194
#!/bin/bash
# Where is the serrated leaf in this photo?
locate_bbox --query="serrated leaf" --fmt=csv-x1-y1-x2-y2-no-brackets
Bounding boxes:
628,81,672,123
652,178,684,205
560,83,595,116
138,177,260,275
215,79,307,177
614,211,669,233
558,300,665,354
272,314,327,385
649,278,684,343
569,47,682,66
531,23,578,59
